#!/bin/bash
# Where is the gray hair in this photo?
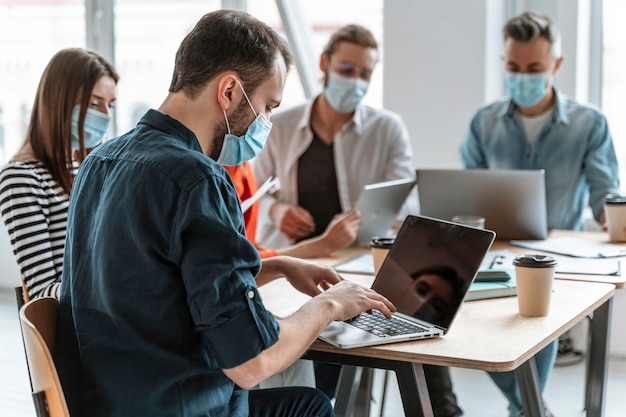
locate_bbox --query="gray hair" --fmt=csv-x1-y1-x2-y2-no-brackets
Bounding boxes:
503,12,562,59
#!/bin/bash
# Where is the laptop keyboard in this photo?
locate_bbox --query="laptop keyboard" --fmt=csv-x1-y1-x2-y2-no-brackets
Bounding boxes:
345,310,429,338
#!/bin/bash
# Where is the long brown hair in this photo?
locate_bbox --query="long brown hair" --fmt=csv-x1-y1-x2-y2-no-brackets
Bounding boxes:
23,48,119,195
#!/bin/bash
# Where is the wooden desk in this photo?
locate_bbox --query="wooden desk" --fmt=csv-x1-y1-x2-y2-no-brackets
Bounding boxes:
260,273,615,417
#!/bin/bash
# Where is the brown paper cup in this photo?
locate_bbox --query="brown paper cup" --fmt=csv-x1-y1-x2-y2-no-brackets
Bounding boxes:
370,237,394,276
604,196,626,242
513,255,557,317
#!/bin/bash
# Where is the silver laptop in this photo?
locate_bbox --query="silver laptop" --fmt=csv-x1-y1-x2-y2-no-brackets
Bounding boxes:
319,215,495,349
416,169,548,240
353,178,415,247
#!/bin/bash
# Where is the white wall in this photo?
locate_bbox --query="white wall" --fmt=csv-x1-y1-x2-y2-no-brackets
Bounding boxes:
383,0,501,169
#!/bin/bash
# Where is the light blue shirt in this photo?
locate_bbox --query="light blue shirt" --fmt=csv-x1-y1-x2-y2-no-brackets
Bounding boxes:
460,89,620,231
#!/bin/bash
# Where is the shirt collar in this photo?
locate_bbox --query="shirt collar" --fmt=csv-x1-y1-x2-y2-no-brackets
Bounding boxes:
499,87,569,125
297,95,364,133
139,109,204,153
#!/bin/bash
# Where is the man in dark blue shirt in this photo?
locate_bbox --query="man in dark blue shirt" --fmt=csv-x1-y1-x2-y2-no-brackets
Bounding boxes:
54,10,395,417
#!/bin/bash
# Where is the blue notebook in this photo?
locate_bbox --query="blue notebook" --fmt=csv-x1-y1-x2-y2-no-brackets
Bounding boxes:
465,269,517,301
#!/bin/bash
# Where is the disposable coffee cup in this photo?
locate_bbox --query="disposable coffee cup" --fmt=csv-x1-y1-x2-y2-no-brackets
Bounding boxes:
451,215,485,229
604,196,626,242
370,237,395,276
513,254,557,317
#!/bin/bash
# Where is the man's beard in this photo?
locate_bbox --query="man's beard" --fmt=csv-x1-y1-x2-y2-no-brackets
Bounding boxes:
210,98,252,161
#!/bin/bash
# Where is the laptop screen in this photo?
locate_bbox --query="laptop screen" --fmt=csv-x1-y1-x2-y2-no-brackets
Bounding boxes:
416,169,547,240
371,215,495,331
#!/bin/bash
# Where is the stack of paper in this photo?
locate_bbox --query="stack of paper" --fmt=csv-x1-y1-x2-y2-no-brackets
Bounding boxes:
240,176,279,213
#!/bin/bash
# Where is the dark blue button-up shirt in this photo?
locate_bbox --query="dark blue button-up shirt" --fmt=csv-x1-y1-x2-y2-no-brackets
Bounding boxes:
55,109,280,417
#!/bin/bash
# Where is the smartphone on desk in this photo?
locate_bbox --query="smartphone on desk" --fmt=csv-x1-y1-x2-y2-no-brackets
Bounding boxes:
474,270,511,282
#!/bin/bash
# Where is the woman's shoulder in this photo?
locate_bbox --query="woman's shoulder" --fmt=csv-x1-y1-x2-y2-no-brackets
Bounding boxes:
0,159,50,188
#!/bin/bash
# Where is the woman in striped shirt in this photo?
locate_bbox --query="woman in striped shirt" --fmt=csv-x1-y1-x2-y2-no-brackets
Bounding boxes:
0,48,118,299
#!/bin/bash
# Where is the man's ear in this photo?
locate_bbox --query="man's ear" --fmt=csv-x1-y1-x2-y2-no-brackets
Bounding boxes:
320,52,331,85
552,55,565,75
319,52,328,72
216,73,240,112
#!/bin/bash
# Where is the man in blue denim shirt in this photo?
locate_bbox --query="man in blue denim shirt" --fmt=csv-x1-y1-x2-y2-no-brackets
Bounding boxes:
460,12,619,417
54,10,395,417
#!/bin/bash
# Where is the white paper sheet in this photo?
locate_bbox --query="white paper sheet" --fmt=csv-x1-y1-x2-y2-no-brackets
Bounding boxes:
240,176,279,213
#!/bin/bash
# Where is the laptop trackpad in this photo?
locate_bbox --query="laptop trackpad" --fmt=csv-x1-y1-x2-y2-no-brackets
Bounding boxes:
319,321,382,347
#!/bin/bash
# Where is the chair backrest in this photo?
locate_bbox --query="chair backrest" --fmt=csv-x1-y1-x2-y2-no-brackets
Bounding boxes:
19,297,70,417
21,274,31,304
15,285,34,393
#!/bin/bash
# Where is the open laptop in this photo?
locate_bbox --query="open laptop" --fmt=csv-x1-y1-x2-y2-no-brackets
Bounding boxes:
353,178,415,247
319,214,495,349
416,169,548,240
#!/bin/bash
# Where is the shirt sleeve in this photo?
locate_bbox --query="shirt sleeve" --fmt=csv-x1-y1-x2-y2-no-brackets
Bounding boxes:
0,165,63,299
383,114,416,181
582,111,621,220
178,172,280,369
460,111,489,169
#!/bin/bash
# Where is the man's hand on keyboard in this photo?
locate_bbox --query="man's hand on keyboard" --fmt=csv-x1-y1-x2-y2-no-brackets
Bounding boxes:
314,280,396,323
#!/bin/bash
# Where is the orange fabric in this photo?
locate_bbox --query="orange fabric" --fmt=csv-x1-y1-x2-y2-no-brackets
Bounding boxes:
224,163,278,258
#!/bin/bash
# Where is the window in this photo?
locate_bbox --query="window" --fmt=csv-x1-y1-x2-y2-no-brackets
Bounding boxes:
0,0,85,163
112,0,221,135
249,0,383,109
0,0,384,164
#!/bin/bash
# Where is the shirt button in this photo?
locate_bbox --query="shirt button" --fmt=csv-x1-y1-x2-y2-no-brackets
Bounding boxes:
248,290,255,299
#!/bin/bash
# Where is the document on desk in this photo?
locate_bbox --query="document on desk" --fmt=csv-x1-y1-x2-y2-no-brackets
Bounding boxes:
511,237,626,258
482,248,621,276
553,257,621,276
332,253,375,275
240,176,279,213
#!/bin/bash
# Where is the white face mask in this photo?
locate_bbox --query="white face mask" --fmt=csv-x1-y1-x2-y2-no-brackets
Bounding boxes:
323,72,369,113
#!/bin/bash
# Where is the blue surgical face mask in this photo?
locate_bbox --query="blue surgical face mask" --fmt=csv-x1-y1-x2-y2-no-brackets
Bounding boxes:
324,71,369,113
505,72,549,108
217,81,273,166
71,105,111,150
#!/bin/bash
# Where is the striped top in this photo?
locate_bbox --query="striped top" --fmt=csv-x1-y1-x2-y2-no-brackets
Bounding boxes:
0,160,74,299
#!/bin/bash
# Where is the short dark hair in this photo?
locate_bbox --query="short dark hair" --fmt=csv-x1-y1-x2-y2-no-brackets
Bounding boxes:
322,24,378,57
169,9,293,99
503,11,562,58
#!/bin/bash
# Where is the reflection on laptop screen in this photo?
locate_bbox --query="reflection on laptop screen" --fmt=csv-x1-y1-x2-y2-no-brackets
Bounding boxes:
372,215,495,331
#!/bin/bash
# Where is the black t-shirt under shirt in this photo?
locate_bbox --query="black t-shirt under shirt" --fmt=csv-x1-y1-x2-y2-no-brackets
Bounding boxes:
296,129,342,241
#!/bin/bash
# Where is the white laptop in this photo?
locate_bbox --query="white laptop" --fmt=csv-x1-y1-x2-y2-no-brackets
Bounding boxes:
353,178,415,247
318,214,495,349
416,169,548,240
